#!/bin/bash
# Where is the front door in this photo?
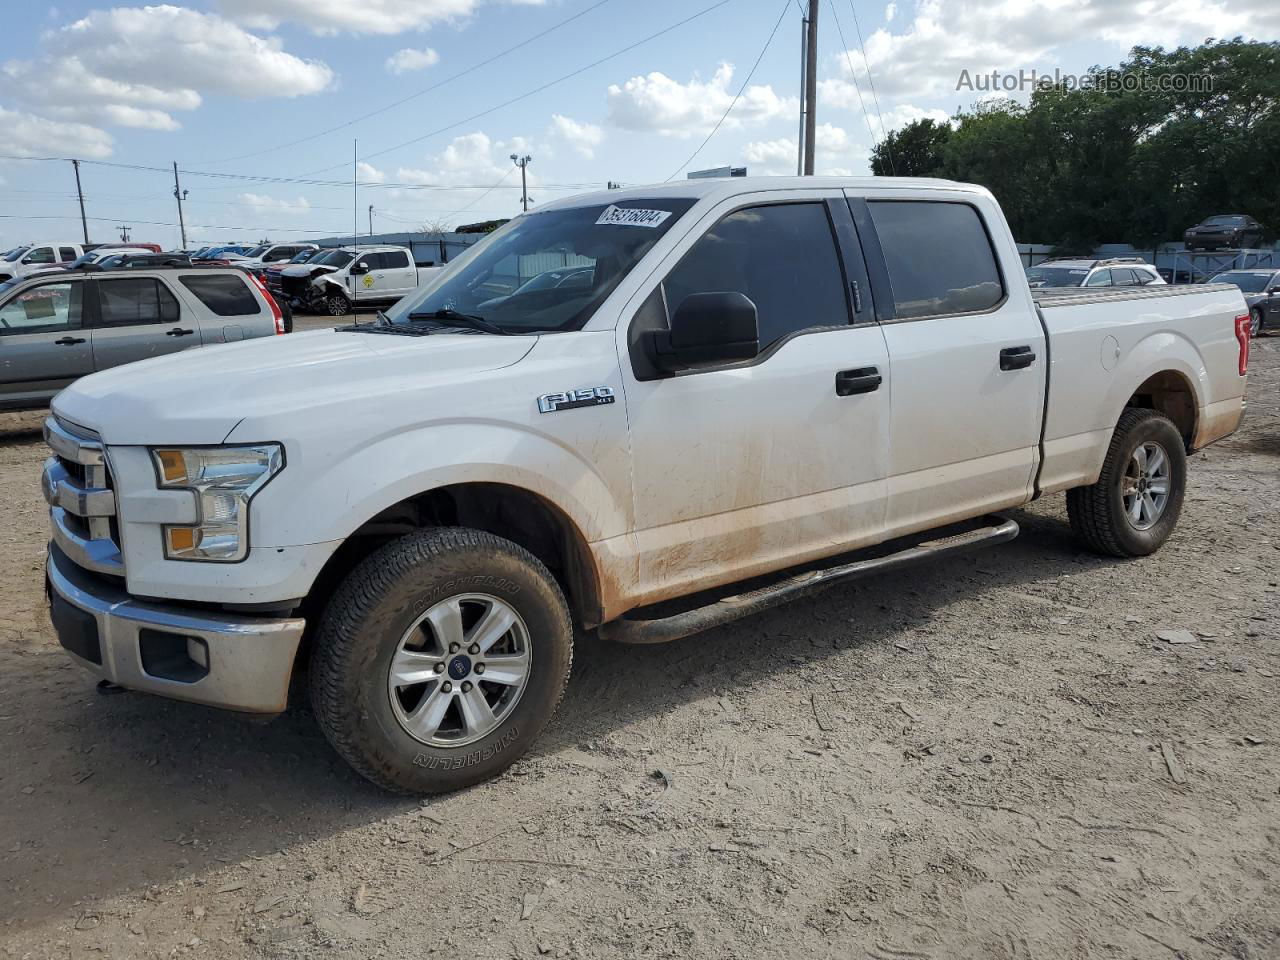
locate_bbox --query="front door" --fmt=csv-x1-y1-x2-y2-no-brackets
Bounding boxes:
619,191,891,607
0,278,94,408
851,194,1046,536
90,276,196,371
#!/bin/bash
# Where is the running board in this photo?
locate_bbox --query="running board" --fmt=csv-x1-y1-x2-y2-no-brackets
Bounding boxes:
599,515,1020,645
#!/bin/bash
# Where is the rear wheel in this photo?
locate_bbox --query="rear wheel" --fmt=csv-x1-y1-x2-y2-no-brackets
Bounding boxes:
309,527,573,794
1251,308,1264,338
1067,408,1186,557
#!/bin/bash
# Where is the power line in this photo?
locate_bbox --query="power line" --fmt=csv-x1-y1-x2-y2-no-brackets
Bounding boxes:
292,0,737,179
847,0,895,176
827,0,883,171
209,0,616,165
666,0,791,181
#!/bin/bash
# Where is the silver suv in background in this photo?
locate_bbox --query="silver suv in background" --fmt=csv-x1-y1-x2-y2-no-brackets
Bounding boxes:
1025,257,1166,289
0,266,285,411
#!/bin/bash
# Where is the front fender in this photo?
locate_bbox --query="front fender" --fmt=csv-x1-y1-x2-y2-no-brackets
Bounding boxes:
244,420,629,551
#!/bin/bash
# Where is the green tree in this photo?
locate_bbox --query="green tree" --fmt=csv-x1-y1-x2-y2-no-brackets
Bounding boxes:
870,117,952,177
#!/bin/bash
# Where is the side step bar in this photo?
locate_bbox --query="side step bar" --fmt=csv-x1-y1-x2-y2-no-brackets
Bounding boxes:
599,515,1019,645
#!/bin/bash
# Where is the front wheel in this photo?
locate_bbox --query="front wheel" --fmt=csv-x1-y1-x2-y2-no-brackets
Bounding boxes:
309,528,573,794
324,290,351,317
1066,408,1187,557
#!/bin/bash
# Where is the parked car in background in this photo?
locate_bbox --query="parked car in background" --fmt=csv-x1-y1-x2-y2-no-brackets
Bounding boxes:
0,265,285,410
1209,268,1280,336
94,242,163,254
29,248,154,276
277,245,437,316
93,252,193,270
0,243,86,283
478,265,594,309
1025,257,1165,288
40,177,1249,794
1184,215,1265,251
192,245,254,265
237,242,319,270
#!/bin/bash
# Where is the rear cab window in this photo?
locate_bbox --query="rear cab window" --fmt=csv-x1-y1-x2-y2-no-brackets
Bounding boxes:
868,200,1005,319
179,274,262,316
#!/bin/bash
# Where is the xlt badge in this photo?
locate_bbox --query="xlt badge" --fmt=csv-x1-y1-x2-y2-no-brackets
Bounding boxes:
537,386,616,414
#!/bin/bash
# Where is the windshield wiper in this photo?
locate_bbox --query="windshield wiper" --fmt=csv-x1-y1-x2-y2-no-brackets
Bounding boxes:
375,309,392,326
407,309,510,336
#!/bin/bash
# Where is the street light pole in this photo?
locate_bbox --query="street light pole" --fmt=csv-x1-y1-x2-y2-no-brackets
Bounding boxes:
510,154,532,212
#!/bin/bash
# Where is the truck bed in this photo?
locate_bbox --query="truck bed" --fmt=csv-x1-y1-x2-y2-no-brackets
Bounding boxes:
1031,282,1237,308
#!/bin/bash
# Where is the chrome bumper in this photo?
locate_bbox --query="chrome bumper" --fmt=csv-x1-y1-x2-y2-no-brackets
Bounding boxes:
46,546,305,714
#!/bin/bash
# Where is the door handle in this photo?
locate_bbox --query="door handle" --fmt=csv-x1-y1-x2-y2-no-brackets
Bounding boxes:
999,345,1036,370
54,336,86,346
835,366,882,396
166,328,195,337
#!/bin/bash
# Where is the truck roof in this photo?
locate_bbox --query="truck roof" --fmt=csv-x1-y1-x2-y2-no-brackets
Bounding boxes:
538,176,976,212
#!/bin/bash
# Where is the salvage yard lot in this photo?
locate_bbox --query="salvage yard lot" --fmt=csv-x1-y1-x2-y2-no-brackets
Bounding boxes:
1,342,1277,959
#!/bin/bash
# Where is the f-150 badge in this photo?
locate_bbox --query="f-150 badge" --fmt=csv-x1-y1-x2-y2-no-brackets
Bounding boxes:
537,386,616,414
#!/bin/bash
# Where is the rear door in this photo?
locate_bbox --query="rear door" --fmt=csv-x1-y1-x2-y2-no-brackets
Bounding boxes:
1085,269,1113,287
89,275,194,370
849,192,1046,536
0,278,94,407
374,249,417,299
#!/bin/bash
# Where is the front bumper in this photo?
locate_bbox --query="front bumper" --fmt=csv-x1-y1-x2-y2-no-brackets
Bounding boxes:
46,545,305,714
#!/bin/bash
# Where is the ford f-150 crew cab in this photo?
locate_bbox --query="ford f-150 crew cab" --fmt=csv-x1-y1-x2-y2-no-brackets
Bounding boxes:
42,177,1249,794
274,245,441,316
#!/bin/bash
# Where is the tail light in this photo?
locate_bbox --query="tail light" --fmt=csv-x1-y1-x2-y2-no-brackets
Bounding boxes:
1234,313,1251,376
249,272,285,334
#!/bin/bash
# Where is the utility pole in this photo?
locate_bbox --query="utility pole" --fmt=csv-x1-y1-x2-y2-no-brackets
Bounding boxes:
803,0,819,176
368,204,374,237
117,225,131,242
797,12,808,175
70,159,89,244
510,154,532,212
172,162,188,250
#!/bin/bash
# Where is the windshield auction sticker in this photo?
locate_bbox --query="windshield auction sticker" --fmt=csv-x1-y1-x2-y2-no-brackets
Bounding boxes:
596,205,672,228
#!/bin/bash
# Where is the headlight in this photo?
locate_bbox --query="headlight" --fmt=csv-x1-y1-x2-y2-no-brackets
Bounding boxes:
151,445,283,562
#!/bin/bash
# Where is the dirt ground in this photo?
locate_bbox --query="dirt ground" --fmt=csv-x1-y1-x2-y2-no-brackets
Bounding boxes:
1,337,1277,960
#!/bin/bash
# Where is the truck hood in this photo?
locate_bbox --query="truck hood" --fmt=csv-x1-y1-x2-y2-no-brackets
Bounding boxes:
52,329,538,445
281,264,337,277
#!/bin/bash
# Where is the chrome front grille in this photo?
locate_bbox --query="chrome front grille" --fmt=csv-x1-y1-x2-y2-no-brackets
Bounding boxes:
43,416,124,576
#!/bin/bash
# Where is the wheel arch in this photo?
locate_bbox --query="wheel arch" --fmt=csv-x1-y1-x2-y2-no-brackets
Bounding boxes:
1124,368,1199,449
302,481,606,634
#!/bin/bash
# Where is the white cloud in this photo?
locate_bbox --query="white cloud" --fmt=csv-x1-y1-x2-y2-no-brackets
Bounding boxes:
606,63,796,138
218,0,543,36
549,114,603,159
385,47,440,74
744,124,865,176
396,132,532,188
238,193,311,214
0,106,114,158
2,5,333,133
885,2,896,22
357,161,386,183
827,0,1280,103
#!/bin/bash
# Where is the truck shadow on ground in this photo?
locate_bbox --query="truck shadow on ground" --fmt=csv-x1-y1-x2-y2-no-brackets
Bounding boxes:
1,504,1115,929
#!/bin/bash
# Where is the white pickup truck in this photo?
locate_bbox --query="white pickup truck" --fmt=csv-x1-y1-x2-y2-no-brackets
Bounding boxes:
273,245,440,316
43,177,1249,794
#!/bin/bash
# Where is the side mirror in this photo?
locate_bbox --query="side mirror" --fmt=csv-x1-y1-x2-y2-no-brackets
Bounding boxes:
647,291,759,372
350,261,370,275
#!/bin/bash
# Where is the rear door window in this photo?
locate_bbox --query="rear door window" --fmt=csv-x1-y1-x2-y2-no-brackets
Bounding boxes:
662,202,850,350
178,274,261,316
1085,270,1112,287
59,247,78,262
868,201,1004,319
1110,268,1138,287
97,277,180,325
381,250,411,269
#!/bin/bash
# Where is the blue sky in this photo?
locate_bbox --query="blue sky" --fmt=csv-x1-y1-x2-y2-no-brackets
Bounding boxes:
0,0,1274,249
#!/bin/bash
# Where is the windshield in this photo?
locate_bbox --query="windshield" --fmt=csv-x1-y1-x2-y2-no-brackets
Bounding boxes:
4,246,30,262
1025,266,1089,287
1210,272,1271,292
313,250,354,267
289,250,314,263
385,199,696,333
1204,216,1245,225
